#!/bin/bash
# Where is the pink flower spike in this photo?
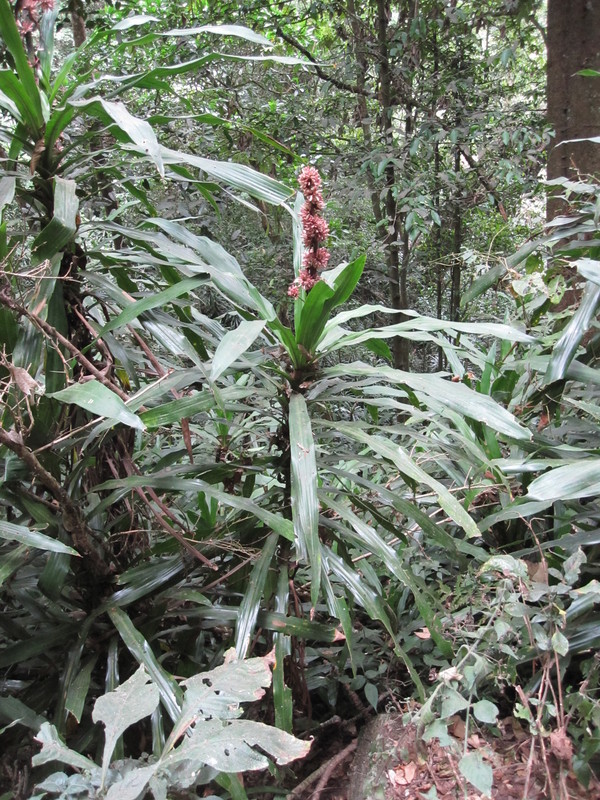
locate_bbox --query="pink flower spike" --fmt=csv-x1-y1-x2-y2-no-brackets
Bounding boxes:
303,248,330,271
298,166,321,194
302,215,329,248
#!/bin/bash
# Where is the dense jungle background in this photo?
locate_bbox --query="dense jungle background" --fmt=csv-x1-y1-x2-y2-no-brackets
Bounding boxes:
1,1,600,798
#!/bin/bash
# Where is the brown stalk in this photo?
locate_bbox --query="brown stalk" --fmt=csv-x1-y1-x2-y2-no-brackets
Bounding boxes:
0,427,111,579
0,288,130,402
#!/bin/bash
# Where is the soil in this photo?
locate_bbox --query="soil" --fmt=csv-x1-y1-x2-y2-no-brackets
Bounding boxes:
286,713,600,800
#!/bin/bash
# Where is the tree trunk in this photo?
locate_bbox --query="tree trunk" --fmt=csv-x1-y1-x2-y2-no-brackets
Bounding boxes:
69,0,86,48
547,0,600,218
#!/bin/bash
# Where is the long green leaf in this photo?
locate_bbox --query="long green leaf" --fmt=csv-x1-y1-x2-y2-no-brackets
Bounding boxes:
97,278,205,337
96,474,295,541
324,362,530,440
545,282,600,383
0,520,78,555
0,176,15,223
139,385,253,428
289,393,321,605
526,458,600,502
0,0,44,129
296,256,366,354
159,147,293,206
326,422,480,538
235,532,279,658
321,495,452,658
70,97,165,176
273,569,293,732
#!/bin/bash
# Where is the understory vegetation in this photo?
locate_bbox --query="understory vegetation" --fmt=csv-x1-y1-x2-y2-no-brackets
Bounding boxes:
0,1,599,799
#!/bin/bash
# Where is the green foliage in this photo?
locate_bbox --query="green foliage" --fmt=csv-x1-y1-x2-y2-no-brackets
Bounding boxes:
0,3,599,798
31,652,309,800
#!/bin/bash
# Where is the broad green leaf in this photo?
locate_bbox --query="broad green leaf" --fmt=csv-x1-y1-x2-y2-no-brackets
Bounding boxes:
235,532,278,658
440,687,469,718
105,766,157,800
0,520,78,555
289,393,320,605
93,666,160,786
0,0,44,129
0,82,23,121
551,631,569,657
472,699,499,723
107,607,182,722
526,458,600,501
576,258,600,285
459,752,493,798
33,722,97,771
161,718,310,774
296,256,366,354
71,97,165,176
49,381,145,430
211,319,266,381
0,176,15,223
165,650,273,752
31,178,79,265
364,683,378,711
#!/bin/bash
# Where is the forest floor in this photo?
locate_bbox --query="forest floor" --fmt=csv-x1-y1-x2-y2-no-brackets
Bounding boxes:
282,714,600,800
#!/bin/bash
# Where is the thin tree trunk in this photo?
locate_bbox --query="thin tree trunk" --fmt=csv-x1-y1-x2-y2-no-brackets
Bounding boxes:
449,147,462,322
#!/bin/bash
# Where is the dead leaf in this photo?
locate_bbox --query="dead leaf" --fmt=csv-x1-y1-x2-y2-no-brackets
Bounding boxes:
415,627,431,639
10,366,40,397
450,716,466,739
550,727,573,763
404,761,417,782
439,666,463,683
525,559,548,583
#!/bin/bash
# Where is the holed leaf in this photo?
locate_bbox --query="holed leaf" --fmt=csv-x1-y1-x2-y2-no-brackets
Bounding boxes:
92,666,159,786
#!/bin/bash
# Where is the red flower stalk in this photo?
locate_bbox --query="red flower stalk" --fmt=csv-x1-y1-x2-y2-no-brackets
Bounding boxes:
288,166,330,297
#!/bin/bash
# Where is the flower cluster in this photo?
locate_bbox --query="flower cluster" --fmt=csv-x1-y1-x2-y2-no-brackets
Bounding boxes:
13,0,54,45
288,166,330,298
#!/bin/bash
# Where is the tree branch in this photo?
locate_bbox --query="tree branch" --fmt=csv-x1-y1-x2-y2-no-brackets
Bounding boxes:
275,26,373,97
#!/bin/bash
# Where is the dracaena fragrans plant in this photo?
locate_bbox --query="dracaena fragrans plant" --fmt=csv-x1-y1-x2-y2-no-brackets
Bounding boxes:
0,7,549,798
